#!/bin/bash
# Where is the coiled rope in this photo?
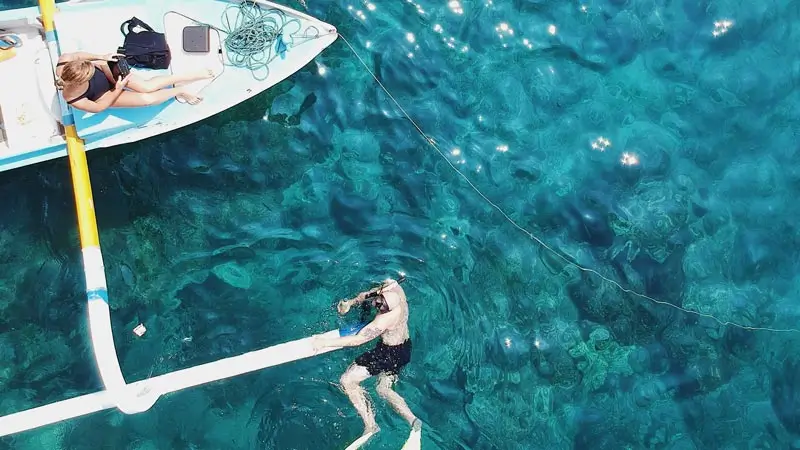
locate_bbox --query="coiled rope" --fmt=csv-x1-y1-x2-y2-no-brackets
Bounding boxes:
218,1,321,80
336,34,800,335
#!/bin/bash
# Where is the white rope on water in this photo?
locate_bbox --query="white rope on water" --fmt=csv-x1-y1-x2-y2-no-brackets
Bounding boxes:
0,329,342,437
335,33,800,335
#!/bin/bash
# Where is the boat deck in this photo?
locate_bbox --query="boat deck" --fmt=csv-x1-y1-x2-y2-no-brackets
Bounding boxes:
0,17,63,155
53,0,227,143
0,0,338,173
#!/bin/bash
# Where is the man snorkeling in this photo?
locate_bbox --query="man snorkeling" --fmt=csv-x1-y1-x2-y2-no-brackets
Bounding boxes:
313,276,422,450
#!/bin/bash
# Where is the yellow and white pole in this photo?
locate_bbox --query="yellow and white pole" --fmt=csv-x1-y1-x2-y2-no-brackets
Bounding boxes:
37,0,139,413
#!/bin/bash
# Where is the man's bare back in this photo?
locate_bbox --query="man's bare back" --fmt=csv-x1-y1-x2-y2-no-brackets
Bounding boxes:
372,282,410,345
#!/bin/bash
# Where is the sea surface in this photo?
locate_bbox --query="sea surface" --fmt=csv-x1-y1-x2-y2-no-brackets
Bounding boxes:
2,0,800,449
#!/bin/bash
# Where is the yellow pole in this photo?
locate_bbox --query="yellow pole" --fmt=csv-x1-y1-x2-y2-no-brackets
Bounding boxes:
38,0,131,408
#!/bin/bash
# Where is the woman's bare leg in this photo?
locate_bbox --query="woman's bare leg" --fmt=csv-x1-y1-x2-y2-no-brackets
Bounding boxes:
126,69,215,93
111,87,203,107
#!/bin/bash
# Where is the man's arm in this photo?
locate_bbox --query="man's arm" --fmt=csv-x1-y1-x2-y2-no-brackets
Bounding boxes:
345,279,399,306
337,279,396,314
317,319,387,349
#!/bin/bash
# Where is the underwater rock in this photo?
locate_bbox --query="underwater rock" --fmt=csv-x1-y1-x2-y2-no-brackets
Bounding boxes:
644,47,692,81
730,229,780,283
119,263,136,288
535,319,583,351
329,190,376,236
487,325,531,370
419,387,480,448
589,327,612,351
566,275,639,331
600,10,643,67
617,121,677,176
254,380,349,448
573,405,636,449
533,347,581,389
771,359,800,434
633,377,668,407
211,262,252,289
429,379,471,404
213,244,257,262
609,182,690,264
128,440,160,450
687,354,729,394
268,89,311,126
664,435,700,450
628,343,670,374
428,368,473,406
660,320,699,369
0,334,14,387
569,341,610,392
563,196,615,248
721,325,757,358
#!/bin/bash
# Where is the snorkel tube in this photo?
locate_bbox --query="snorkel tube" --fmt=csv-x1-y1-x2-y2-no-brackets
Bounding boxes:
363,273,407,300
338,274,407,336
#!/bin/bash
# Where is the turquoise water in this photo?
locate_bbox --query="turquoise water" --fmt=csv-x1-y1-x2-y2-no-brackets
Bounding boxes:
3,0,800,448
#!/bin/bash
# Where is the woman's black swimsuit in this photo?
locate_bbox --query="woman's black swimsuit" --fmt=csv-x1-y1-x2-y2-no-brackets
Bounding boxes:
355,339,412,376
58,62,112,104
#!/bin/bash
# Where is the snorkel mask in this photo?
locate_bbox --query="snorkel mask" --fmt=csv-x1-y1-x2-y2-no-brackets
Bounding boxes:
365,273,406,314
372,294,391,314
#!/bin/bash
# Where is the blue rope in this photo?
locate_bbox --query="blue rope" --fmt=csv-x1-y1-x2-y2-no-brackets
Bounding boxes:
219,1,318,80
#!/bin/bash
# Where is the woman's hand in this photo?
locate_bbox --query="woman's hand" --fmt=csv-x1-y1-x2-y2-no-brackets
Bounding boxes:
114,74,131,91
102,52,125,62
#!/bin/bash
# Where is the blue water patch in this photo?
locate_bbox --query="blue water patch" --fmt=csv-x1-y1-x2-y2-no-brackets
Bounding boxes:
2,0,800,449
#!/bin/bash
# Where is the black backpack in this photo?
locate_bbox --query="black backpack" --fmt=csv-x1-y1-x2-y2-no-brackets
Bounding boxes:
118,17,171,70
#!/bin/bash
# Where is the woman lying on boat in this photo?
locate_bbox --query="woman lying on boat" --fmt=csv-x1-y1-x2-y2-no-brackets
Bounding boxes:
55,51,214,113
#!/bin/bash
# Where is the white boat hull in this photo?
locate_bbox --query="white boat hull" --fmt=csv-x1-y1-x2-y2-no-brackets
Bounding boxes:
0,0,337,172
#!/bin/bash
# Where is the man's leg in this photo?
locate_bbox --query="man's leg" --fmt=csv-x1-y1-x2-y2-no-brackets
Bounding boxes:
376,373,419,427
340,364,379,436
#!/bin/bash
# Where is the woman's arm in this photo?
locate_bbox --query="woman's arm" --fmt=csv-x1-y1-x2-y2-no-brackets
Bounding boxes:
69,75,130,113
69,88,124,113
58,51,105,64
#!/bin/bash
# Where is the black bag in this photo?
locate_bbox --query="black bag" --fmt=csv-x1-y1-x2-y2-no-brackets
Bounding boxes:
118,17,171,70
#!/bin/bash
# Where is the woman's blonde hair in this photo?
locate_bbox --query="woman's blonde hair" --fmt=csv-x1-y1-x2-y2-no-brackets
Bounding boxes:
55,60,94,90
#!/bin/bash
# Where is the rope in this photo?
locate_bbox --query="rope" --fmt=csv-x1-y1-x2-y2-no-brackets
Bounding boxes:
218,1,320,80
167,2,327,81
336,33,800,335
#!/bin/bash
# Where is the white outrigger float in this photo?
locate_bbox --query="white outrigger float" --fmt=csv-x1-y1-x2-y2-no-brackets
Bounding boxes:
0,0,347,439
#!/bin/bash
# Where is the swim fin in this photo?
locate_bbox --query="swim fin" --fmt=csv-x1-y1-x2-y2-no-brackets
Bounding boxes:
400,427,421,450
344,431,377,450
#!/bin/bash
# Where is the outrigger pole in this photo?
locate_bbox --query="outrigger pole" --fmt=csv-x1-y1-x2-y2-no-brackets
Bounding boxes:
0,329,342,436
37,0,130,410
